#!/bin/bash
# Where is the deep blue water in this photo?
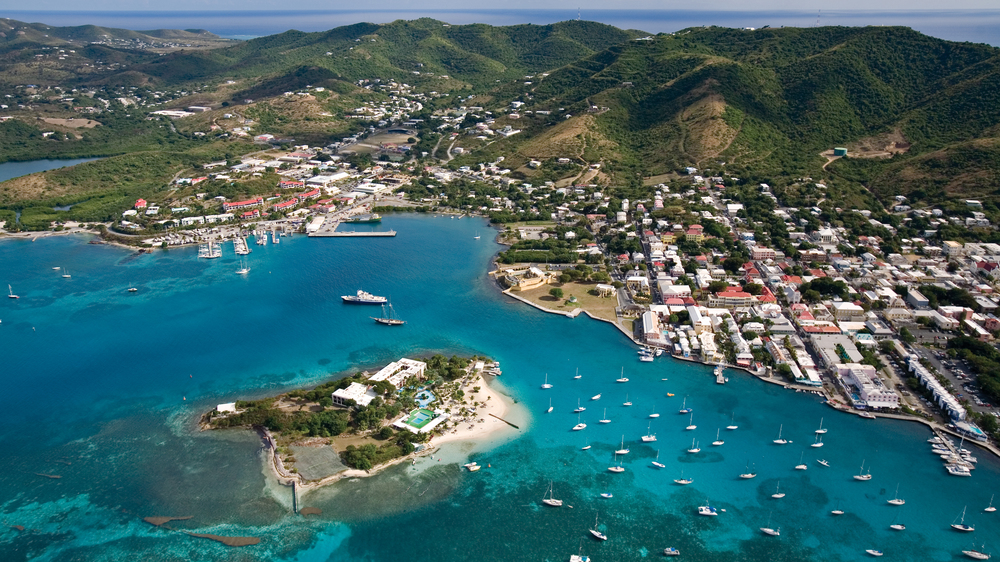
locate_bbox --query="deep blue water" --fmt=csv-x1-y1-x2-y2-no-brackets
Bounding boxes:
0,158,101,183
0,215,998,561
5,9,1000,46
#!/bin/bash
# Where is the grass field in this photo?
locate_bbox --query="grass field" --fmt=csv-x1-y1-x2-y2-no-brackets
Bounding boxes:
517,281,619,322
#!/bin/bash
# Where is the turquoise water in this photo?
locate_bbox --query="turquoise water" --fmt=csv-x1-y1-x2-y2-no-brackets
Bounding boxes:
0,215,997,561
0,158,101,183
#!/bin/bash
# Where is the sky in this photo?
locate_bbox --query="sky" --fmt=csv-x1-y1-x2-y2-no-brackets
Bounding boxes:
9,1,1000,11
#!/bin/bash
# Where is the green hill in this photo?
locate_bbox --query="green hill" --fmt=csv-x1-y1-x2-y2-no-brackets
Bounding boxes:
464,25,1000,206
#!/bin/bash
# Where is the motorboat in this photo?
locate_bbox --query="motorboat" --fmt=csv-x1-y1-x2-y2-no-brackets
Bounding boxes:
464,462,480,472
341,289,387,304
591,394,601,401
859,412,876,419
818,459,830,467
866,550,884,557
947,464,973,477
698,505,718,516
663,547,680,556
761,527,780,536
640,354,654,362
600,492,613,499
890,523,906,531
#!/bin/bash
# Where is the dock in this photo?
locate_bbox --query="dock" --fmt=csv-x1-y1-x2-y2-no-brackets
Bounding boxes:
311,230,397,237
234,237,250,255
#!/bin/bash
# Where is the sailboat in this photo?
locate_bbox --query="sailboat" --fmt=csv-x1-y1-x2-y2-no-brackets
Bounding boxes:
649,406,659,419
641,421,657,442
599,408,610,424
985,494,996,513
574,398,586,413
866,550,884,557
739,461,756,479
963,543,992,560
589,512,608,541
685,413,696,430
474,231,480,240
674,470,693,485
623,394,632,406
832,501,845,515
608,453,625,473
547,398,553,413
128,281,138,292
574,368,582,379
616,367,629,383
811,435,824,448
615,436,629,455
581,438,591,450
687,439,701,454
854,460,873,481
61,268,71,278
712,429,724,446
773,424,789,445
726,412,737,430
541,373,553,389
542,481,563,507
888,484,905,506
795,451,807,470
760,512,780,536
235,260,250,275
8,284,19,299
573,414,587,431
816,417,827,434
652,450,665,468
890,513,906,531
952,506,975,532
372,303,405,325
772,481,785,499
679,398,692,415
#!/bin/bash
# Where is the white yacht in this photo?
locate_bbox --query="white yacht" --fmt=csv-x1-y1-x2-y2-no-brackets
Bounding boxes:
679,398,692,415
795,452,807,470
985,494,996,512
641,422,657,442
608,454,625,473
674,470,693,485
772,481,785,499
866,550,884,557
854,460,872,481
712,428,724,446
547,398,553,413
598,408,610,424
581,439,591,451
887,484,905,506
649,406,660,419
818,459,831,467
652,450,665,468
760,513,780,536
726,412,737,430
541,373,553,389
573,368,582,379
685,413,696,430
623,393,632,407
616,367,629,383
589,513,608,541
952,506,975,532
572,414,587,431
574,399,586,413
698,505,718,516
687,439,701,454
542,482,563,507
815,417,827,434
739,462,756,479
615,436,629,455
811,435,824,448
773,424,789,445
963,544,992,560
591,394,601,401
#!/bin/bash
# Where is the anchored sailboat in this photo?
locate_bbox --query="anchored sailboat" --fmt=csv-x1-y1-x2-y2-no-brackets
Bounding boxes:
372,302,406,325
542,481,563,507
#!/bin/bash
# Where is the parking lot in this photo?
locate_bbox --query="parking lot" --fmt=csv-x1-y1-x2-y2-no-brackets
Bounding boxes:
911,347,998,417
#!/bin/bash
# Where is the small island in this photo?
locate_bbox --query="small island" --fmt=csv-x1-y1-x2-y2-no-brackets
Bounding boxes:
203,355,512,488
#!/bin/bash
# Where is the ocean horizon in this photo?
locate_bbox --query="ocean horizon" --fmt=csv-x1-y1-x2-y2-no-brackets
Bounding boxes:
5,9,1000,45
1,215,997,561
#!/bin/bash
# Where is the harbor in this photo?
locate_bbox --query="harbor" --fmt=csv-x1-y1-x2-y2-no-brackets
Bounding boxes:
307,215,397,237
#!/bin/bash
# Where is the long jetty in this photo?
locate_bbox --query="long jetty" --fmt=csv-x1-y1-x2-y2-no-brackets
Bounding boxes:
310,230,397,237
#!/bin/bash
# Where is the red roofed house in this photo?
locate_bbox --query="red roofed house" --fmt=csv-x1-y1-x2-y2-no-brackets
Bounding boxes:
273,199,297,212
757,285,778,304
223,197,265,212
708,285,757,308
686,224,704,242
781,275,803,286
279,180,305,189
191,177,208,185
241,209,261,219
978,261,1000,279
296,188,321,202
135,198,147,209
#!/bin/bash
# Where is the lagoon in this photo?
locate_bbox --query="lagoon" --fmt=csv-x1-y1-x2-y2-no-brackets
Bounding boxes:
0,214,997,561
0,157,102,183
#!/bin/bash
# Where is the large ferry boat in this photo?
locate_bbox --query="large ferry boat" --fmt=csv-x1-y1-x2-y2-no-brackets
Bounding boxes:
342,290,388,304
343,213,382,224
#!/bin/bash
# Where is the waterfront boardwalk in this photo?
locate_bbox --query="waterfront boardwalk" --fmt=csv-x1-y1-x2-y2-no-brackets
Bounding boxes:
308,216,396,237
